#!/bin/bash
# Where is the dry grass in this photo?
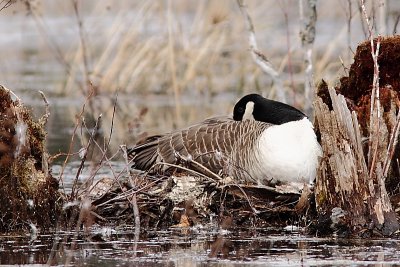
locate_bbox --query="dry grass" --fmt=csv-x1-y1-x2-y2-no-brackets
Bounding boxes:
5,1,398,98
2,0,400,243
2,0,400,154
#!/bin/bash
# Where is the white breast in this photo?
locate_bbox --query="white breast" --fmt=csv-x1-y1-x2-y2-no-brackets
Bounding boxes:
253,117,322,185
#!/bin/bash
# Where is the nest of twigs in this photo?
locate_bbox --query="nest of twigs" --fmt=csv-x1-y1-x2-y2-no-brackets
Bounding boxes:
90,167,312,229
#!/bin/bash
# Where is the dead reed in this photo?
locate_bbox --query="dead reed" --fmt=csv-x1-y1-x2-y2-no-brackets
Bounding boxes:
2,1,399,156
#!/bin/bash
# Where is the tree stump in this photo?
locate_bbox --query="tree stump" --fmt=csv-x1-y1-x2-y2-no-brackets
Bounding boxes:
0,86,61,233
314,36,400,236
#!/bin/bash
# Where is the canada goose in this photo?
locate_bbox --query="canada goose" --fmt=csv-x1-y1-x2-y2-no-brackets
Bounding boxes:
128,94,322,186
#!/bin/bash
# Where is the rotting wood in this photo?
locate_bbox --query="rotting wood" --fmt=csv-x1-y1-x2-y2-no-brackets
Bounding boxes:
314,86,399,236
0,85,61,233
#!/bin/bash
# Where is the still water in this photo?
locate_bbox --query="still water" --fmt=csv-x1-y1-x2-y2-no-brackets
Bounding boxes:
2,226,400,266
0,162,399,266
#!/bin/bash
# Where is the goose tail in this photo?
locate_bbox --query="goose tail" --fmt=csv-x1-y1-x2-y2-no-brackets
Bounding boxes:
127,135,161,171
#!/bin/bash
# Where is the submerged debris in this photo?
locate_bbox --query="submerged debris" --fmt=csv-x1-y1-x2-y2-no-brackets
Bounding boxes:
0,85,61,233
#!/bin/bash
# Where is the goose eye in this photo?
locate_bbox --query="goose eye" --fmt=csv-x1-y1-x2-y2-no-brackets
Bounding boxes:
238,107,244,113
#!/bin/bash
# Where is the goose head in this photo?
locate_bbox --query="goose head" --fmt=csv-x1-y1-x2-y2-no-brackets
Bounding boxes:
233,94,307,125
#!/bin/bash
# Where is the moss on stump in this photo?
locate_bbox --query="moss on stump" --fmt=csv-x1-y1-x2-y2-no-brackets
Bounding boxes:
0,85,61,233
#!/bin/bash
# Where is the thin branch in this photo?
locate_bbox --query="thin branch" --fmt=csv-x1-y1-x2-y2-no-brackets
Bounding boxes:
106,91,118,151
38,90,50,126
383,106,400,177
76,115,125,198
29,8,73,83
150,157,260,214
343,0,353,61
357,0,369,39
393,13,400,35
167,0,182,127
3,85,21,102
94,174,167,208
222,184,260,214
83,90,119,170
122,145,140,249
278,1,295,92
175,152,222,182
0,0,13,12
70,114,102,200
360,0,382,177
368,36,381,177
72,0,91,95
299,0,317,109
378,0,387,35
152,162,219,184
37,90,51,177
58,89,94,194
236,0,285,102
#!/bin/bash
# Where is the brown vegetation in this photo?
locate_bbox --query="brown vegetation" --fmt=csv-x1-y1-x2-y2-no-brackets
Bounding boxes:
0,86,61,233
91,173,308,229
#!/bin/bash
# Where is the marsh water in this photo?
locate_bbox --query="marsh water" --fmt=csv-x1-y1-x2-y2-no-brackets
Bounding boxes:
2,1,400,266
3,225,400,266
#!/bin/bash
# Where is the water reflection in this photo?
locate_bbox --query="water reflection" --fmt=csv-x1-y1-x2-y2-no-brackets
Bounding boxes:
1,227,400,266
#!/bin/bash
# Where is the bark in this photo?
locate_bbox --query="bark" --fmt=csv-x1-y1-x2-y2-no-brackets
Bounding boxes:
314,86,399,236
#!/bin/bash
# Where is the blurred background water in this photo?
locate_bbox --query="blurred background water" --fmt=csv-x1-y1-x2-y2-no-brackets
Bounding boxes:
3,0,396,157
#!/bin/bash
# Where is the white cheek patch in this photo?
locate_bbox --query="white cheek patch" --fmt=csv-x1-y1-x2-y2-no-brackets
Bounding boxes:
243,101,255,120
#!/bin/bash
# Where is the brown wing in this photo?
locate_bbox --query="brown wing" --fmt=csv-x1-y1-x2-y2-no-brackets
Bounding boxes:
128,117,270,178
